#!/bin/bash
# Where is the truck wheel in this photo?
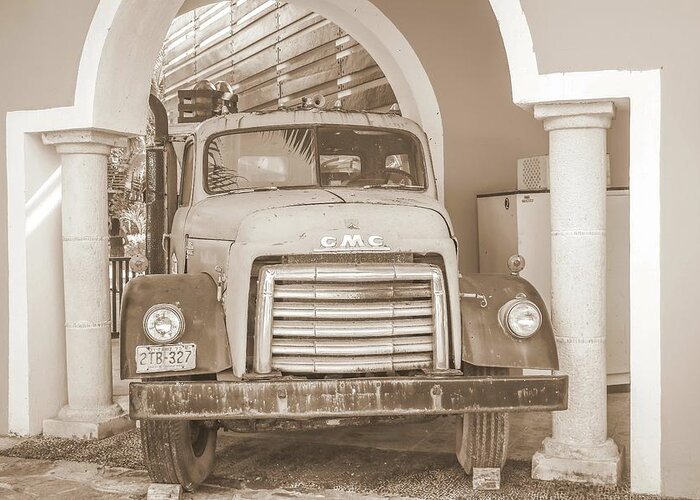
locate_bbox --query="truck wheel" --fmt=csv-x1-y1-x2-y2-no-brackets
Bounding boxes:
140,420,217,490
455,366,510,474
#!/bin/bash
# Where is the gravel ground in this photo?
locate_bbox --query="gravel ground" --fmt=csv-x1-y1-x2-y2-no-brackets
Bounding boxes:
1,429,144,469
0,430,685,500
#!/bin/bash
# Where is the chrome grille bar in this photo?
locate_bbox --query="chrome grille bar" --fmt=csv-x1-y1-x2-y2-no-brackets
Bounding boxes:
272,318,433,338
272,353,433,374
272,300,433,319
274,282,432,300
271,336,434,356
261,264,437,283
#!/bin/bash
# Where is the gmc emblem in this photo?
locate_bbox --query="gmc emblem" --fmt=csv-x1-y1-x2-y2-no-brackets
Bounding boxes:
314,234,391,252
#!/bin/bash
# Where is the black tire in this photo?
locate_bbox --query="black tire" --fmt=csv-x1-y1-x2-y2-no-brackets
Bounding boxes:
140,420,217,490
455,366,510,474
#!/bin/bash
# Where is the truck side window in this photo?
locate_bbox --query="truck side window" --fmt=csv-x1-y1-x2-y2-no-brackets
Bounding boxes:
179,142,194,207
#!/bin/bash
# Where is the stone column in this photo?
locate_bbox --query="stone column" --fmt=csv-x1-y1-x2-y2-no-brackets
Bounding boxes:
42,129,134,439
531,102,622,484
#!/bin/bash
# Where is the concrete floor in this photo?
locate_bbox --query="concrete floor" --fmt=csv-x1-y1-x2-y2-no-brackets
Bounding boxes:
233,392,630,467
0,341,633,499
0,393,633,498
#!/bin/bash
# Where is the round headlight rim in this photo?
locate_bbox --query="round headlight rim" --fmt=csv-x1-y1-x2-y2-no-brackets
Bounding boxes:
143,303,186,344
500,298,542,339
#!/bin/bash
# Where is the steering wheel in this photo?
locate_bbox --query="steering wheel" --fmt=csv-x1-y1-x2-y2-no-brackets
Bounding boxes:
342,168,417,187
383,167,417,186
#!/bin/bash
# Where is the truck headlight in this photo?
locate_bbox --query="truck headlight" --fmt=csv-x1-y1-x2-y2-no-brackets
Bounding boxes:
143,304,185,344
500,299,541,338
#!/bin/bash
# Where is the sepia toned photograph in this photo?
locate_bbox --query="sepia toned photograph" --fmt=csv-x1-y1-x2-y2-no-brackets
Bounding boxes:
0,1,692,499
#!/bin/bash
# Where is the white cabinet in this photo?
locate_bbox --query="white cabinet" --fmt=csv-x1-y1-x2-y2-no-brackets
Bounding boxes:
477,189,630,385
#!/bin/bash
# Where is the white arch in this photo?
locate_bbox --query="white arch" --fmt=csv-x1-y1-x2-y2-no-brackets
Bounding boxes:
5,0,445,433
490,0,662,494
81,0,446,196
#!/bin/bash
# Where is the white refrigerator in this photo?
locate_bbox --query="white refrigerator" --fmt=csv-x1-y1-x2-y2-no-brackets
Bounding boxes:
476,189,630,385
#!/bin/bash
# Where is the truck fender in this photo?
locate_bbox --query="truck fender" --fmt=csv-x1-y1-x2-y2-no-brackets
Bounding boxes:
459,273,558,370
120,273,231,379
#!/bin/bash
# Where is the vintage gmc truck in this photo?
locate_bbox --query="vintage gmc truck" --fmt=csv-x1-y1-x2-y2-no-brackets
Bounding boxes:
120,88,568,490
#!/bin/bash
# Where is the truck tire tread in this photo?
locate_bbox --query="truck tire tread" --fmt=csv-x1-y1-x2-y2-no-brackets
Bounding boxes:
456,365,510,474
140,420,216,491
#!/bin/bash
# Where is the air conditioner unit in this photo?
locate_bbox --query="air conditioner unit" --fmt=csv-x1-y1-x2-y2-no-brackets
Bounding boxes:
517,154,611,191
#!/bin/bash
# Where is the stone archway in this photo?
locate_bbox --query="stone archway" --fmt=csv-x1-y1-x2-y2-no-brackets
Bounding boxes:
5,0,444,435
83,0,446,195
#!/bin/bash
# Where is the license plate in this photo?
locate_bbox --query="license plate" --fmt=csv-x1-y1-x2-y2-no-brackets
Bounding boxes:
135,343,196,374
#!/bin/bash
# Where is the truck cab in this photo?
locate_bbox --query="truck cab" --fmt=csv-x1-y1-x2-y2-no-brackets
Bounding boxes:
121,89,567,490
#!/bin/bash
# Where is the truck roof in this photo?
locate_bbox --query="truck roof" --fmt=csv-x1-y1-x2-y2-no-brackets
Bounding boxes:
192,109,427,140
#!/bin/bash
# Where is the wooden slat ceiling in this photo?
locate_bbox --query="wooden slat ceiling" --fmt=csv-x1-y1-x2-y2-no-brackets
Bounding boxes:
161,0,397,122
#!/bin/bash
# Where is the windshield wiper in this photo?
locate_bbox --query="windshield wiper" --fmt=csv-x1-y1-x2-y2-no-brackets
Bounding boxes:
226,186,279,194
362,184,423,190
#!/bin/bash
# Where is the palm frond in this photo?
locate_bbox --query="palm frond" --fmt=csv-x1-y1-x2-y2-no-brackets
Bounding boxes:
261,128,315,164
207,139,246,191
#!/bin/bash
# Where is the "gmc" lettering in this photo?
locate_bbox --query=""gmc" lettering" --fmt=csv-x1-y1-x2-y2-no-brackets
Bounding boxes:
319,234,386,249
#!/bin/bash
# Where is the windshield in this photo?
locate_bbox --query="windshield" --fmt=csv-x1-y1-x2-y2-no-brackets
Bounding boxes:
205,126,426,193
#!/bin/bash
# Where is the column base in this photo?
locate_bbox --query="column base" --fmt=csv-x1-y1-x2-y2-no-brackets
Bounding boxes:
531,437,623,485
43,403,134,440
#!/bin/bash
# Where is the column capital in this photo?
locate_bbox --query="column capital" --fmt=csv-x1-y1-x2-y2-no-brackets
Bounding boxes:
42,128,128,155
534,101,615,132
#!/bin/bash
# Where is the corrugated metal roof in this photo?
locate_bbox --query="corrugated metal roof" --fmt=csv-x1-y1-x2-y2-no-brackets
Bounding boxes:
160,0,397,124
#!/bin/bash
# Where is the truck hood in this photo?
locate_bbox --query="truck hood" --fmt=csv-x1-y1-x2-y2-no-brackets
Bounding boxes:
185,188,453,241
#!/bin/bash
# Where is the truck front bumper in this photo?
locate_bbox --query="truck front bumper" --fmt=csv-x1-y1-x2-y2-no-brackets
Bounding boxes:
129,374,568,420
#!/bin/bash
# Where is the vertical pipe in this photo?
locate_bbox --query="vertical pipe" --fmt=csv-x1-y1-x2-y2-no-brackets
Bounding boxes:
147,93,170,275
111,258,117,337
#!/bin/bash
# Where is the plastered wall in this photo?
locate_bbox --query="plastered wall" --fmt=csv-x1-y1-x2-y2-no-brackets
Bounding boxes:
523,0,700,496
0,0,99,435
372,0,549,274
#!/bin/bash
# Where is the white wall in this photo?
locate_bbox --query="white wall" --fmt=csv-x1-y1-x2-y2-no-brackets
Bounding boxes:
522,1,700,496
0,0,99,435
21,136,66,433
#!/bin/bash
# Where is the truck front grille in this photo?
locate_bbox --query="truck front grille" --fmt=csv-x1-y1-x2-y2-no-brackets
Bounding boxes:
253,263,449,374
